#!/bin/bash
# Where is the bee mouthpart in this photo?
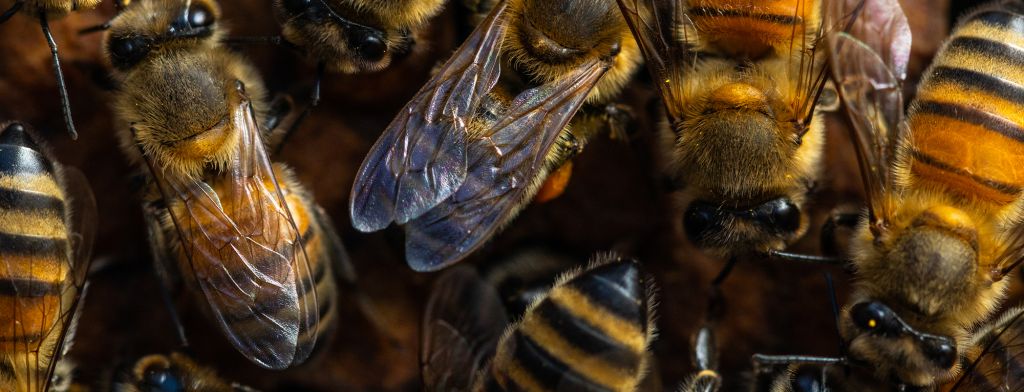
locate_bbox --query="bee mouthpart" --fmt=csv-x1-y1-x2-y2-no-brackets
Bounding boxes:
520,20,583,63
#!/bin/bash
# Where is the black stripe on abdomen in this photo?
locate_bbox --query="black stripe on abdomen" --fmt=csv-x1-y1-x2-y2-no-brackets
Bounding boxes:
910,149,1023,195
0,187,65,216
0,277,61,297
534,300,641,369
928,66,1024,106
687,7,799,25
0,145,54,177
509,330,613,392
946,36,1024,69
971,10,1024,31
914,101,1024,142
0,232,66,258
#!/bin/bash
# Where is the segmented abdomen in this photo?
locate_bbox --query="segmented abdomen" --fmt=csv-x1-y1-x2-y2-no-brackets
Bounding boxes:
688,0,814,57
907,8,1024,206
0,129,69,354
482,261,651,392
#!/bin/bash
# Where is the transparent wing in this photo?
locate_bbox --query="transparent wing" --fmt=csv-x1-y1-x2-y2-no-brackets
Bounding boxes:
422,265,508,392
615,0,691,119
35,167,96,391
349,2,509,232
151,83,318,370
950,306,1024,392
826,0,910,233
403,59,611,272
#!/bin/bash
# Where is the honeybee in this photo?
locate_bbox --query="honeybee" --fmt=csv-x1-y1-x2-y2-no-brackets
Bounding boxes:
760,0,1024,387
422,252,656,391
0,0,100,139
615,0,837,260
102,0,343,369
271,0,446,74
0,121,96,391
350,0,642,271
112,352,256,392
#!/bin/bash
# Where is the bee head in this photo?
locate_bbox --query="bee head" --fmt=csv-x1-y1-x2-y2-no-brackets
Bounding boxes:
104,0,222,71
274,0,412,73
839,300,959,387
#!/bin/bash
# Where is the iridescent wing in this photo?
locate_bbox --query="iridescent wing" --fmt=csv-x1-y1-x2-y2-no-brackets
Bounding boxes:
403,59,611,271
949,306,1024,392
38,166,96,391
421,265,508,392
826,0,910,233
349,2,509,232
615,0,691,119
150,83,319,370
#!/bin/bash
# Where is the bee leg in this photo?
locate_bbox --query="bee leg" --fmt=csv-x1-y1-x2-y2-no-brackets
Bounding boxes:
143,202,190,348
602,103,635,141
766,250,847,268
0,1,22,23
39,11,78,139
820,210,861,257
706,257,738,324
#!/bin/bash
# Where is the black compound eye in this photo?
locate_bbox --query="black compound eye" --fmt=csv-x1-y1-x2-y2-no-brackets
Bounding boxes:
142,367,183,392
108,35,151,69
921,336,957,369
187,3,214,28
348,28,387,61
683,202,724,245
791,366,826,392
753,198,801,234
280,0,312,14
851,301,901,336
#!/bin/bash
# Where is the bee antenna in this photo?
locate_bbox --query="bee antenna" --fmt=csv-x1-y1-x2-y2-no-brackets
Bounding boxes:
39,11,79,140
824,272,846,358
77,22,110,35
0,1,22,23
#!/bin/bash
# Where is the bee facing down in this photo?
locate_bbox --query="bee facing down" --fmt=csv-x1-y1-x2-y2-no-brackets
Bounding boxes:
422,252,656,391
616,0,835,260
272,0,446,73
761,0,1024,387
350,0,641,271
0,121,96,392
0,0,103,139
103,0,343,369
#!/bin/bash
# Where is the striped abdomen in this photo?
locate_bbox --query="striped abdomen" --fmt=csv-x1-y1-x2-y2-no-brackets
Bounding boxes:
906,8,1024,206
170,163,337,366
688,0,815,58
481,259,652,392
0,124,72,390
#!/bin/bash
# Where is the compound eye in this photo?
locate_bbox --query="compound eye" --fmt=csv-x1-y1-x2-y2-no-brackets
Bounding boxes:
922,336,957,369
280,0,312,15
187,3,214,28
108,35,151,69
851,301,901,336
349,28,387,61
141,367,183,392
683,201,724,245
752,198,801,234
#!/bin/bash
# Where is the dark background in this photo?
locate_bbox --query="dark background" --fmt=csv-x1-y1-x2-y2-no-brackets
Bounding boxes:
0,0,1014,390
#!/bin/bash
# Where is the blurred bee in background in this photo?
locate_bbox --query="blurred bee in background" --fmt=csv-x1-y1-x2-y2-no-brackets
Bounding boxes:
111,352,257,392
272,0,446,74
422,252,656,391
0,121,96,391
758,0,1024,387
350,0,642,271
0,0,101,139
615,0,838,262
101,0,346,370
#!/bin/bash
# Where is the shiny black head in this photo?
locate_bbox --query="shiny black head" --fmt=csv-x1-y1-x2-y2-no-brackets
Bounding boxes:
274,0,406,71
683,197,802,255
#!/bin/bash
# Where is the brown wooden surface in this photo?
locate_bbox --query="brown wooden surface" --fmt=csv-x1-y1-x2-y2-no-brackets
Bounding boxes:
2,1,1016,391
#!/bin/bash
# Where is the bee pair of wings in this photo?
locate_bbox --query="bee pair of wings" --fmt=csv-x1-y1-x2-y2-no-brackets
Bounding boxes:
17,166,96,392
947,305,1024,391
349,1,612,272
827,0,1024,279
616,0,834,141
143,83,320,370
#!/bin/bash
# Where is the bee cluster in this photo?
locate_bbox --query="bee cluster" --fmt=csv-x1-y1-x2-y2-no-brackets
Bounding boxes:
0,0,1021,391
